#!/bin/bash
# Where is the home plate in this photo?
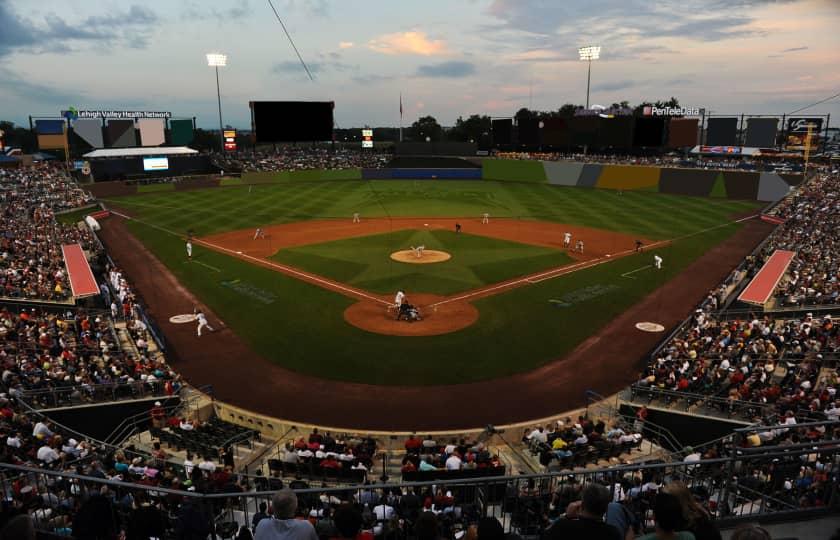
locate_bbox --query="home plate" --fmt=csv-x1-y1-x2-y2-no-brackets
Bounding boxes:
636,322,665,332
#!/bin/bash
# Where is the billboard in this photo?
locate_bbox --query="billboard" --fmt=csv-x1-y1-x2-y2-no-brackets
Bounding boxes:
143,157,169,171
744,118,778,148
632,117,665,147
138,118,166,147
250,101,334,142
667,118,699,147
706,117,738,146
491,119,512,145
785,118,823,150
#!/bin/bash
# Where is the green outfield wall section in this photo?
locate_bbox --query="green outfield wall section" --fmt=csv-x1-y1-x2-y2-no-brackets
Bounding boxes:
710,173,727,198
288,168,362,181
779,173,804,187
723,171,760,200
576,164,603,188
481,159,547,182
543,161,584,186
757,172,792,202
595,165,661,191
658,168,718,197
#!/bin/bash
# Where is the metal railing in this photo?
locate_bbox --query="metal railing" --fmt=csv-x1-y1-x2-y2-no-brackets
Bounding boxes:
628,384,777,421
2,443,837,537
16,380,169,410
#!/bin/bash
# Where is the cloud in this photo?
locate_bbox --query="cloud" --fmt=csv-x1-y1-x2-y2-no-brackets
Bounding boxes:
351,73,396,84
0,2,158,58
592,80,637,92
0,68,82,105
339,41,354,49
272,59,354,76
182,0,251,21
781,45,808,53
368,31,448,56
415,61,476,78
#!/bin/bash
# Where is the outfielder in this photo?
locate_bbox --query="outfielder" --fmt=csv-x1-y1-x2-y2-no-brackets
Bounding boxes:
186,240,192,259
352,212,361,223
563,232,572,249
481,213,490,224
195,309,214,336
654,254,663,270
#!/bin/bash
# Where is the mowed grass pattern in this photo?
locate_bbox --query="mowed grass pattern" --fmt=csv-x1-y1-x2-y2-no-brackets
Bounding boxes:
271,229,574,295
108,180,761,240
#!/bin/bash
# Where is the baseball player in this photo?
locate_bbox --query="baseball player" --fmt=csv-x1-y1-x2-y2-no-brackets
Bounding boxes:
352,212,361,223
481,213,490,224
411,245,425,258
195,308,214,336
576,240,584,253
654,254,663,270
186,240,193,260
253,227,265,240
563,232,572,249
455,223,461,234
635,240,643,253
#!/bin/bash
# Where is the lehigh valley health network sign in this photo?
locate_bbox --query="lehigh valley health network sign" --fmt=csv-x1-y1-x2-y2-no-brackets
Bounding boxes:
62,108,172,120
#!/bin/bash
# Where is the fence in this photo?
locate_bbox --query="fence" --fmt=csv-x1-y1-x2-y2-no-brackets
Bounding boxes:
2,442,837,538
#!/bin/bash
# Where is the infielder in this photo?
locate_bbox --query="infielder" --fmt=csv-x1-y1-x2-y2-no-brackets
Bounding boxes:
481,213,490,224
576,240,584,253
195,309,214,336
635,240,644,253
254,227,265,240
654,254,663,270
186,240,193,260
563,232,572,249
352,212,361,223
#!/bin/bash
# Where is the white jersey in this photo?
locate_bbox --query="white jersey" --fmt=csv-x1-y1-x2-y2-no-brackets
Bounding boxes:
197,312,208,324
395,291,405,306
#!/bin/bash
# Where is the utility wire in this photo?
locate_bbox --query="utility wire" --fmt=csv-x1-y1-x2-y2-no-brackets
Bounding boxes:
266,0,315,82
786,91,840,115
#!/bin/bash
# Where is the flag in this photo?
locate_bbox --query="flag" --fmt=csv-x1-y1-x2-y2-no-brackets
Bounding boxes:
400,94,403,118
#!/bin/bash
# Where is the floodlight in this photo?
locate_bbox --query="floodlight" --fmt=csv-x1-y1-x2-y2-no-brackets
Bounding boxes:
206,53,228,67
578,46,600,61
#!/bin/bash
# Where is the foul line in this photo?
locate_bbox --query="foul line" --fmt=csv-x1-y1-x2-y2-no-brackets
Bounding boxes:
621,265,651,279
429,214,759,308
188,260,222,273
109,210,390,306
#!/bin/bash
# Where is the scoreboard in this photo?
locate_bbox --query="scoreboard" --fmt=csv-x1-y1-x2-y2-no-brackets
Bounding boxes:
362,129,373,148
223,129,237,152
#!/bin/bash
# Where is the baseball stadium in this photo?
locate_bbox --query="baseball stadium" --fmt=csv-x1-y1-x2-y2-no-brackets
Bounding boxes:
1,1,839,539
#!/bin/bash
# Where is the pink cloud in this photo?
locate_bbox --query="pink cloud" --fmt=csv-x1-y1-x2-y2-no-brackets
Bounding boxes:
368,31,448,56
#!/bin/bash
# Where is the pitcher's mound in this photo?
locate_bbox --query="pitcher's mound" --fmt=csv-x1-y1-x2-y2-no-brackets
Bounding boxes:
390,250,451,264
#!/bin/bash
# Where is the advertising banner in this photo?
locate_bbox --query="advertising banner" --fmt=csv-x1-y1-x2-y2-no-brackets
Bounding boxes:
785,118,822,150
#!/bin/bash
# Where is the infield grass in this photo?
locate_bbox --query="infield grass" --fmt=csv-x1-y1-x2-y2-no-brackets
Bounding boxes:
125,216,741,385
271,229,574,295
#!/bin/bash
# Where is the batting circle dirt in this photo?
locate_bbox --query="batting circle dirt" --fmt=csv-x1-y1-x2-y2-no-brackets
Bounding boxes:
389,250,452,264
343,293,478,336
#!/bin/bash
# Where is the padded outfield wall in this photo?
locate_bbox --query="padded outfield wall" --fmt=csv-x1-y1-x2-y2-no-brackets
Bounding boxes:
480,160,800,202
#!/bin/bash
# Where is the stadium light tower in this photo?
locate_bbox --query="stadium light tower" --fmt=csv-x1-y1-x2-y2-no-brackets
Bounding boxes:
206,53,227,152
578,46,601,109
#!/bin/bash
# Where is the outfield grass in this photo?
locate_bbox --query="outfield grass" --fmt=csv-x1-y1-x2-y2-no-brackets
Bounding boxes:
137,183,175,193
56,205,99,225
108,180,760,240
271,229,574,295
125,216,741,385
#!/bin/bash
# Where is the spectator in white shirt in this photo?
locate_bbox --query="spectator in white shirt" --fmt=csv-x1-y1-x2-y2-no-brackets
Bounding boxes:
32,421,54,440
527,427,548,444
6,432,22,448
37,444,60,464
198,457,217,473
445,453,463,471
184,453,195,475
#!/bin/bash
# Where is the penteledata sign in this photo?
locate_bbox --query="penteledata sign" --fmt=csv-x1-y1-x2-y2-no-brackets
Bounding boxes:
643,106,703,117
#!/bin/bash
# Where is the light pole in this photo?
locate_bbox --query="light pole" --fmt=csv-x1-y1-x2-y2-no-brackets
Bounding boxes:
206,53,227,152
578,46,600,109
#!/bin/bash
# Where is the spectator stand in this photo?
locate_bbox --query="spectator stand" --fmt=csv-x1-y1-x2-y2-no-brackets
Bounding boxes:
2,439,838,539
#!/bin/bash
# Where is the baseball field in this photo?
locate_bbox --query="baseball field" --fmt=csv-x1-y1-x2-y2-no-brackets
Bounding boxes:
102,176,762,391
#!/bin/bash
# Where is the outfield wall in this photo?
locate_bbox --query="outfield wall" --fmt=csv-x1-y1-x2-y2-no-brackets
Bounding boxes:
478,160,801,202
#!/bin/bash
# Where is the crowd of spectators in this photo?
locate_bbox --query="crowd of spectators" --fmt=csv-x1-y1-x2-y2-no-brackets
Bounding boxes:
492,151,807,173
763,172,839,307
637,311,837,416
213,147,390,173
521,416,644,470
274,428,378,478
400,434,502,474
0,165,97,302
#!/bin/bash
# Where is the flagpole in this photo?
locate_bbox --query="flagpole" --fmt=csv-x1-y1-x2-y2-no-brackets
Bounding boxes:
399,93,403,142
